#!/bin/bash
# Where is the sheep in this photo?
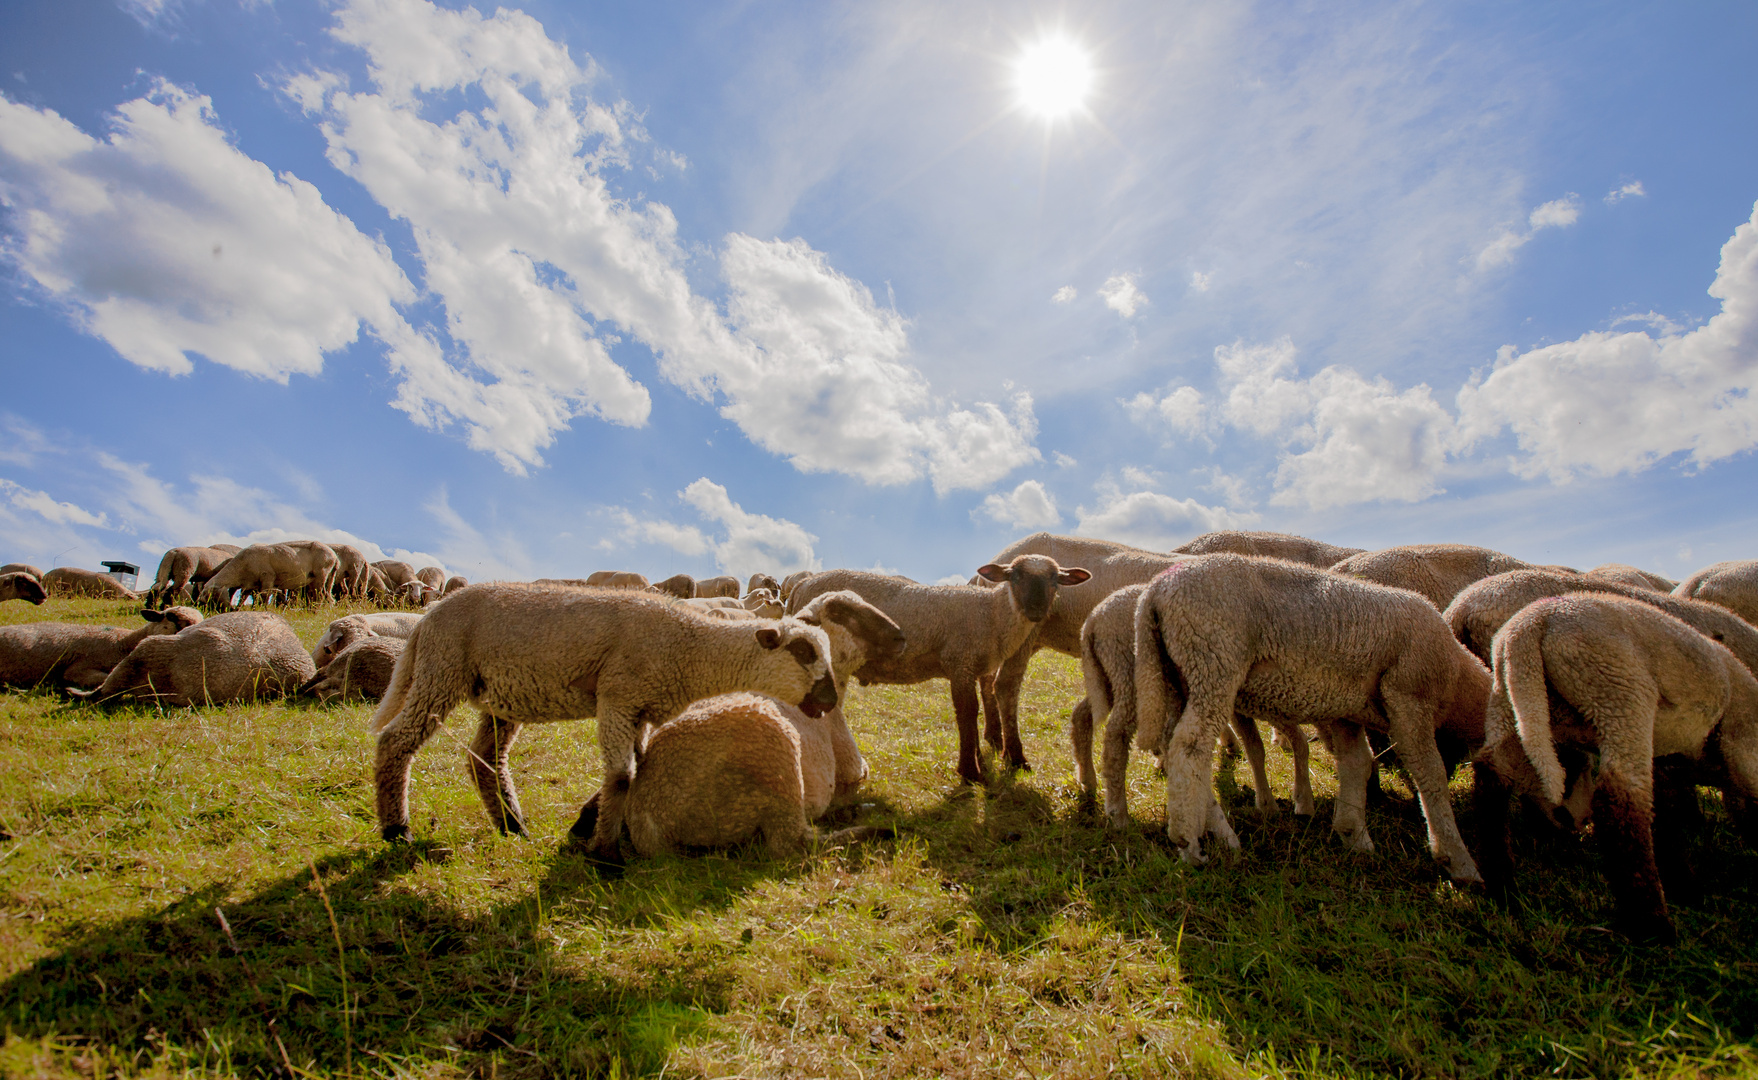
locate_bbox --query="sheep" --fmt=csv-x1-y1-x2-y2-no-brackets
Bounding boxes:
0,572,46,605
372,560,420,591
442,575,469,596
299,635,406,702
42,566,138,600
1472,594,1758,941
585,570,650,590
653,573,695,599
199,542,339,607
0,606,202,689
1585,563,1677,593
398,579,436,606
415,566,446,593
1134,555,1486,883
144,545,238,606
2,562,44,579
696,575,741,598
329,544,370,598
779,570,812,600
311,611,423,668
785,555,1091,783
68,611,316,707
1674,560,1758,627
747,572,781,596
369,583,841,864
1082,584,1313,832
1173,530,1364,568
1329,543,1539,610
575,590,908,856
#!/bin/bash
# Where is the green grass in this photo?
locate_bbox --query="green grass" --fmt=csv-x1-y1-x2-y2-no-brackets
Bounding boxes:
1,597,1755,1078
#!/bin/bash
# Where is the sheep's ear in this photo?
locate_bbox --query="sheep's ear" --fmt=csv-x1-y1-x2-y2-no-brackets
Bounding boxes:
755,626,783,650
1057,567,1092,586
141,609,165,622
976,563,1010,584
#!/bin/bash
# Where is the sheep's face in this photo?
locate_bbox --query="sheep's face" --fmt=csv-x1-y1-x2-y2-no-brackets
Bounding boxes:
755,621,838,718
1,572,46,605
977,555,1093,622
141,606,203,635
795,591,906,674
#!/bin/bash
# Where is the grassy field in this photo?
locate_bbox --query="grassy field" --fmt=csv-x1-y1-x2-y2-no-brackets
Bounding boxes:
1,597,1755,1079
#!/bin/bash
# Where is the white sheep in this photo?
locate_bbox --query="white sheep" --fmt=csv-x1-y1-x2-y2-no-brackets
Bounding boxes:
144,545,239,606
43,567,138,600
1173,530,1364,568
1674,560,1758,627
0,571,46,605
299,635,406,702
69,611,316,707
1584,563,1677,593
311,611,423,668
199,542,339,607
1329,543,1544,610
695,575,741,598
0,606,202,689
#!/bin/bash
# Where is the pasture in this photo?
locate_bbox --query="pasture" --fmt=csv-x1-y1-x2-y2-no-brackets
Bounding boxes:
1,598,1755,1078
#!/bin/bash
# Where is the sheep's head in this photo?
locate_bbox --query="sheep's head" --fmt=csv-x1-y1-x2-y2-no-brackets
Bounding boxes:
0,572,46,605
312,617,370,668
794,590,906,676
141,606,202,634
976,555,1091,622
755,621,838,718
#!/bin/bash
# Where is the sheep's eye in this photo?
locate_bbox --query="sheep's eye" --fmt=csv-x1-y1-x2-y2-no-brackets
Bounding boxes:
785,639,819,665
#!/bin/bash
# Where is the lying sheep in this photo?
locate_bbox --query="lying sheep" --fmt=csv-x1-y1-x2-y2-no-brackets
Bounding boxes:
1135,555,1486,883
0,572,46,605
311,611,423,668
786,555,1090,783
370,584,841,864
42,567,138,600
144,546,237,606
69,611,316,707
1,562,44,580
1674,560,1758,627
696,575,740,599
1473,594,1758,941
1329,543,1538,610
200,543,339,607
1585,563,1677,593
652,573,695,599
299,635,406,702
1173,530,1364,568
0,606,201,689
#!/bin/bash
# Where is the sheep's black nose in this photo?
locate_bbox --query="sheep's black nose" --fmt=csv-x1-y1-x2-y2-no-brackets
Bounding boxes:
809,675,838,708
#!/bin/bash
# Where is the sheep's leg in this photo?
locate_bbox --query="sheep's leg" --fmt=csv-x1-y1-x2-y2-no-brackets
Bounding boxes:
1471,758,1517,900
1070,697,1097,795
1384,693,1481,884
1099,697,1132,830
1227,714,1276,813
992,639,1037,760
951,677,987,785
1162,689,1236,864
1650,757,1699,907
991,671,1032,773
571,709,637,863
1329,720,1374,853
467,713,527,837
1280,723,1314,816
1592,768,1673,943
980,676,1003,751
374,697,458,842
1204,790,1241,850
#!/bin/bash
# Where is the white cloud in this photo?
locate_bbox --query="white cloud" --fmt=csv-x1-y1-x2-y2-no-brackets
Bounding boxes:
0,478,109,528
612,509,710,558
1457,199,1758,482
1605,181,1646,205
977,479,1061,530
615,479,819,578
1051,285,1076,303
1189,271,1212,293
1052,451,1077,469
1476,193,1583,270
1099,272,1147,318
1125,384,1208,439
0,81,415,382
1074,483,1255,551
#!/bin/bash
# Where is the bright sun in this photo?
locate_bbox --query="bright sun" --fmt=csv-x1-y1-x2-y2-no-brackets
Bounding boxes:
1016,37,1093,118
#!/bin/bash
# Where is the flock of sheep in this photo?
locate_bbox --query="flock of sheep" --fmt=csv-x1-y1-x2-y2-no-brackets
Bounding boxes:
4,530,1756,944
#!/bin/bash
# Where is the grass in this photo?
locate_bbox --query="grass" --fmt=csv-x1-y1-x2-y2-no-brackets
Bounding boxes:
1,597,1756,1078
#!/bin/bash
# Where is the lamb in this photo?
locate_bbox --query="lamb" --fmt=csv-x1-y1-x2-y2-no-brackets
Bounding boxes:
1328,543,1538,610
1473,594,1758,941
586,570,650,589
1,562,44,579
0,572,46,605
653,573,695,599
68,611,316,707
1134,555,1486,883
1674,560,1758,627
42,566,138,600
299,635,406,702
1585,563,1677,593
415,566,447,593
1173,530,1364,568
442,575,469,596
696,575,740,598
144,546,238,606
577,590,908,856
748,572,781,596
311,611,423,668
369,584,841,864
0,606,202,689
199,542,339,607
785,555,1091,783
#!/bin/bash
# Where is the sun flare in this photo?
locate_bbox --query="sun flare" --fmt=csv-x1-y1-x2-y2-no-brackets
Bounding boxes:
1016,37,1093,118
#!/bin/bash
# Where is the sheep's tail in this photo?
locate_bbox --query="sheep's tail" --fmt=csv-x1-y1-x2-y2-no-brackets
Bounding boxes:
370,620,421,734
1133,592,1173,754
1498,612,1565,805
1080,621,1112,726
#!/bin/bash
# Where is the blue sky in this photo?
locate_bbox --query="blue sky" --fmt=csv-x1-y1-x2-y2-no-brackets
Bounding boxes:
2,0,1755,585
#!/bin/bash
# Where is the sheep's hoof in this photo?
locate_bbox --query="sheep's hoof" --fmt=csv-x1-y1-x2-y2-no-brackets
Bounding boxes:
1104,812,1131,834
382,824,413,844
1336,827,1374,854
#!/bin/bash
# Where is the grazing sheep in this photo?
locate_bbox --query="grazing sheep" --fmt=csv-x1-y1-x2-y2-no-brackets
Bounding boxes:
696,575,740,598
1473,595,1758,941
1,562,44,580
785,555,1091,783
1135,555,1486,882
415,566,446,593
398,579,436,606
199,543,339,607
653,573,695,599
329,544,371,598
748,572,781,596
779,570,812,600
442,575,469,596
372,560,420,591
1329,543,1538,610
585,570,650,590
299,635,406,702
0,572,46,605
370,584,841,863
69,611,316,707
1173,530,1364,568
311,611,423,668
0,606,202,689
1082,584,1313,831
144,546,238,606
1674,560,1758,627
1585,563,1677,593
42,567,138,600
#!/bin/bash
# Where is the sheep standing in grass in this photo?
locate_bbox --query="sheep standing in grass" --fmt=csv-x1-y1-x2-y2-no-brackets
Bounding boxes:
696,575,740,598
43,567,138,600
586,570,650,589
329,544,370,598
653,573,695,599
311,611,423,668
69,611,315,706
1585,563,1677,593
200,543,338,607
1674,560,1758,626
370,584,841,862
1135,555,1486,882
144,546,238,606
1330,544,1540,610
1,606,201,689
786,555,1090,783
1473,595,1758,941
415,566,446,593
0,572,46,605
300,636,406,702
1173,530,1363,568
